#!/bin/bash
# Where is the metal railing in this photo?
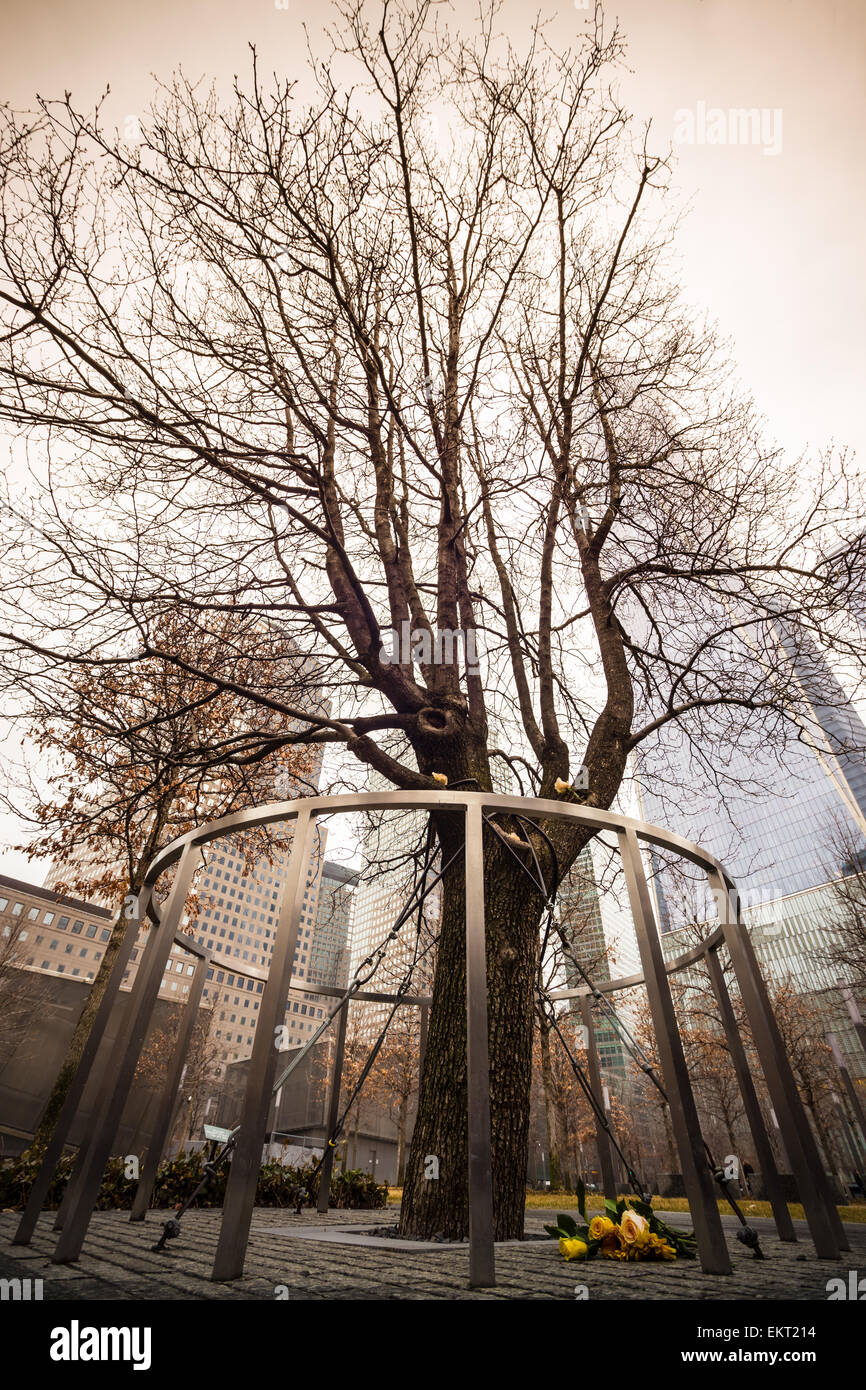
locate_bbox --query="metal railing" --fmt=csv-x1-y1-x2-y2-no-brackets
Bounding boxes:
16,790,848,1286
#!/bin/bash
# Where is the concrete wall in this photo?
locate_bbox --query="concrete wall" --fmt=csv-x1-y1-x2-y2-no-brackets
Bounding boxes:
0,968,183,1160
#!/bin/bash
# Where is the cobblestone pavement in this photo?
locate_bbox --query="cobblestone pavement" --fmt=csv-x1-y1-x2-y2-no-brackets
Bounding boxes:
0,1207,863,1301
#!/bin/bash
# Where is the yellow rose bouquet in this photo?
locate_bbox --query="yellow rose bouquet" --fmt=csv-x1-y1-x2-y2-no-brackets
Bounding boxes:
544,1182,696,1263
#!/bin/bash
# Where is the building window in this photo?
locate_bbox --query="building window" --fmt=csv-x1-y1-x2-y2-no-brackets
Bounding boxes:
27,906,40,920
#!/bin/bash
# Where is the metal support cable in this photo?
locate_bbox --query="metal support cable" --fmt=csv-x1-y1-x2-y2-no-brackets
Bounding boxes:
270,826,450,1095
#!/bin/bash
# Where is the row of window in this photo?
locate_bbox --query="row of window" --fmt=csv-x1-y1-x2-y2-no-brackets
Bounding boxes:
0,898,109,942
36,960,93,979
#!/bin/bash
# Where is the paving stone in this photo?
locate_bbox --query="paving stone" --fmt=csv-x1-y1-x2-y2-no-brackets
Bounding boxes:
0,1207,862,1301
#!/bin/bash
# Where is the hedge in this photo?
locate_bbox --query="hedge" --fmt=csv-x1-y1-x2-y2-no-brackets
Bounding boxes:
0,1149,388,1212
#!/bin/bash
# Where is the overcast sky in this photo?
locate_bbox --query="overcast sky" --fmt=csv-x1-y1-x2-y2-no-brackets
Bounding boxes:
1,0,863,880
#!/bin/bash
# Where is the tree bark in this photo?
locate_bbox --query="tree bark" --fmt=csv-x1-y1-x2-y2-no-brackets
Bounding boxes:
399,821,553,1240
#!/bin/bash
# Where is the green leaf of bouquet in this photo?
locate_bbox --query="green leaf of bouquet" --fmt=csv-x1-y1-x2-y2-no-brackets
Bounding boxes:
543,1224,566,1239
557,1213,579,1236
576,1179,587,1220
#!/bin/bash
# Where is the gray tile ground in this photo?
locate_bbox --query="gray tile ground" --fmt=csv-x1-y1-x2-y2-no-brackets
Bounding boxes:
1,1207,863,1301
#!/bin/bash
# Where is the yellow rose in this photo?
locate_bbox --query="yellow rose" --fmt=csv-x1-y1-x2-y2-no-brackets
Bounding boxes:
619,1210,650,1248
600,1229,625,1258
559,1236,588,1261
589,1215,615,1240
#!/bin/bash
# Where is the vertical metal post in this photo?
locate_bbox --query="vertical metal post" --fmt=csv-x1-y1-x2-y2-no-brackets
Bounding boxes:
704,945,796,1242
13,911,140,1246
317,995,349,1215
52,890,181,1235
51,846,200,1263
129,950,208,1221
579,994,619,1203
768,1106,791,1171
709,868,845,1258
619,830,731,1274
464,800,495,1288
212,808,317,1281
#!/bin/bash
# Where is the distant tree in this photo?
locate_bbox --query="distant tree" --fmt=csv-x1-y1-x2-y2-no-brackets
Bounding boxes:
740,978,847,1177
812,820,866,994
0,908,50,1071
134,999,223,1149
7,606,315,1156
681,1020,746,1161
368,1008,421,1186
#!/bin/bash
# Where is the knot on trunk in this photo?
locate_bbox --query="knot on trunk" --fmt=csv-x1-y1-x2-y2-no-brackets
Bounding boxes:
416,705,460,740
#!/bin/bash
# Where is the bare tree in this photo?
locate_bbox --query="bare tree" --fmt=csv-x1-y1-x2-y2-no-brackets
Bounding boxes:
4,606,315,1155
812,820,866,993
0,910,50,1072
0,1,862,1237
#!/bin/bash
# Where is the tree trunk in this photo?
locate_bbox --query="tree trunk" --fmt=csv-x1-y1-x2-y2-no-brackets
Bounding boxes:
29,899,131,1157
399,824,546,1240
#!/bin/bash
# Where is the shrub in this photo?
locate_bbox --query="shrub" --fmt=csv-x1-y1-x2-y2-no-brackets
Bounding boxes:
0,1149,388,1212
329,1167,389,1209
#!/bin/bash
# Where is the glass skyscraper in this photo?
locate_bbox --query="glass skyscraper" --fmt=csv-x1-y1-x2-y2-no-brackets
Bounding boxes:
638,617,866,906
